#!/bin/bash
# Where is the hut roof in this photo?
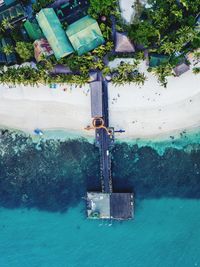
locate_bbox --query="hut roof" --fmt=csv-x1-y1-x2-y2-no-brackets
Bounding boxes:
33,38,54,62
66,15,104,56
173,62,190,76
87,192,134,220
36,8,74,60
50,64,72,75
110,193,134,220
114,32,135,53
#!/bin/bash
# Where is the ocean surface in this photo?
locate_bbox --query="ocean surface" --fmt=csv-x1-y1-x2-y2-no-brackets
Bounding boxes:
0,130,200,267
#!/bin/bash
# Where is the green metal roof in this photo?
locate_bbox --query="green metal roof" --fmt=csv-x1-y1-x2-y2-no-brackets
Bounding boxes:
36,8,74,60
24,19,44,41
66,15,104,56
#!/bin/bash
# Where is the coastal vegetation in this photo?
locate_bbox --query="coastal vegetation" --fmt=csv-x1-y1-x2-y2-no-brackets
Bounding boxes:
0,66,89,86
15,42,34,61
88,0,117,18
128,0,200,52
127,0,200,85
0,0,199,86
103,61,147,86
32,0,54,12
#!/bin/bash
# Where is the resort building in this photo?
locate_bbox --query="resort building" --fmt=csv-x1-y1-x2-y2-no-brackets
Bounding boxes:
87,192,134,220
114,32,135,53
66,15,104,56
173,62,190,76
36,8,74,60
33,38,54,62
24,19,44,41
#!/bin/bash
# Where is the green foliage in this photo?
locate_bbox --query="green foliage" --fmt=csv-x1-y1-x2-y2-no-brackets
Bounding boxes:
92,41,114,57
148,63,173,87
99,23,112,40
193,51,200,62
1,18,13,31
0,66,89,86
193,67,200,74
59,42,114,75
88,0,117,18
15,42,34,62
10,27,24,42
1,44,14,55
106,62,147,86
128,21,160,48
128,0,200,54
32,0,54,12
159,26,199,55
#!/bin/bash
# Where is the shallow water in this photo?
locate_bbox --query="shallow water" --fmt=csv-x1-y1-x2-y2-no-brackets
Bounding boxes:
0,130,200,266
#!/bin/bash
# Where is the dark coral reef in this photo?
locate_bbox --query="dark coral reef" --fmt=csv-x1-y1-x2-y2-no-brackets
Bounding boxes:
0,130,200,212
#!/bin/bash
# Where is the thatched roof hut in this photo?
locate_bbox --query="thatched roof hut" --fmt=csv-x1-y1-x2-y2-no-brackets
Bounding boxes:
114,32,135,53
173,62,190,76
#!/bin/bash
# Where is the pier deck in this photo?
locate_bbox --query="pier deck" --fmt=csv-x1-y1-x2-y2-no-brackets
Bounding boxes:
87,75,134,220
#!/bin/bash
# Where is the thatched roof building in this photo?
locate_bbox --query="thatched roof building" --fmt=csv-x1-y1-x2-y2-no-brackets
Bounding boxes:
173,62,190,76
114,32,135,53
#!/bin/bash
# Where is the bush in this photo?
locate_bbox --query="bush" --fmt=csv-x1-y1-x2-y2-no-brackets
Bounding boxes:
88,0,117,18
15,42,34,62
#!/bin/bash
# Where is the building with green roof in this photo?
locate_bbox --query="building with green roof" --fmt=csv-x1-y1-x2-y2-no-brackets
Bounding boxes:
66,15,104,56
36,8,74,60
24,19,44,41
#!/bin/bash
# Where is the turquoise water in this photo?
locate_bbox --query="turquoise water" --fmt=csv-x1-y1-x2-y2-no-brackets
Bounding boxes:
1,199,200,267
1,130,200,266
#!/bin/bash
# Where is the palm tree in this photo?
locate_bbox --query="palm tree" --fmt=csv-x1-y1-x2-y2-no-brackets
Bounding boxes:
2,44,14,55
132,73,147,86
151,64,173,87
1,18,13,31
193,67,200,74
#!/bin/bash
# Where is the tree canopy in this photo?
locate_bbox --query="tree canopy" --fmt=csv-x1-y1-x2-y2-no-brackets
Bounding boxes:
128,0,200,54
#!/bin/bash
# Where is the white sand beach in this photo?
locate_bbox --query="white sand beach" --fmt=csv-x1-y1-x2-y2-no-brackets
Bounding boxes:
119,0,148,24
0,61,199,140
0,84,92,137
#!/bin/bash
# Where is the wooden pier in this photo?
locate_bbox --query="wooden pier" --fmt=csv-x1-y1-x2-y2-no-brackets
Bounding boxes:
86,74,134,220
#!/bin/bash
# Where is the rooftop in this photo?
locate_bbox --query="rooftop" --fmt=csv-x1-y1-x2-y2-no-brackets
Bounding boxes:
115,32,135,53
66,15,104,56
36,8,74,60
87,192,134,220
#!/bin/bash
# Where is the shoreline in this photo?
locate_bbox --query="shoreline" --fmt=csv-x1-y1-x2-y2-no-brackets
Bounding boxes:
0,62,199,144
2,126,200,157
